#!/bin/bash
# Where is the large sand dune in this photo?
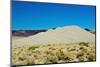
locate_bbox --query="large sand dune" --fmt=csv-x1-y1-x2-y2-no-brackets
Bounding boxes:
12,26,95,47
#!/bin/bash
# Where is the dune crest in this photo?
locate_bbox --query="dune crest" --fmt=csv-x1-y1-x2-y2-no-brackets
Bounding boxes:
12,25,95,47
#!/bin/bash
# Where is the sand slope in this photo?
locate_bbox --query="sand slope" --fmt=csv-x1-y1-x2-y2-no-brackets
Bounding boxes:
12,26,95,47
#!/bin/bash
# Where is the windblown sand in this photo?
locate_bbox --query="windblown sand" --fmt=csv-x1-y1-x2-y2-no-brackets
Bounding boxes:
12,26,95,47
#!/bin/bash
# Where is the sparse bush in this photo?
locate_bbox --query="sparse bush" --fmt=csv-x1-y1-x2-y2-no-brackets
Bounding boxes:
79,42,89,47
12,43,95,65
28,46,39,50
47,55,58,63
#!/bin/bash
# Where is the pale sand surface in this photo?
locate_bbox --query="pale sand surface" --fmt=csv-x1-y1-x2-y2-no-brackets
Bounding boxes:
12,26,95,48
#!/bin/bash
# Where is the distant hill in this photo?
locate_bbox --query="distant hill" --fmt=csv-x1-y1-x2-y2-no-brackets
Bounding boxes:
12,30,47,37
84,28,95,34
84,28,91,31
90,30,95,34
12,28,95,37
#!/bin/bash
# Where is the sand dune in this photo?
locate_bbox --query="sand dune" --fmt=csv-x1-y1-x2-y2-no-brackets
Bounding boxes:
12,26,95,47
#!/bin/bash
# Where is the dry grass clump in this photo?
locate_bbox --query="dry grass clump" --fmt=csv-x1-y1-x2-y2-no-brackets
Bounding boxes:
12,42,95,65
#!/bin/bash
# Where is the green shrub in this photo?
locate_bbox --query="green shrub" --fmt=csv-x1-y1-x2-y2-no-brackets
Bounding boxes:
88,55,96,61
47,55,58,63
28,46,39,50
79,42,89,47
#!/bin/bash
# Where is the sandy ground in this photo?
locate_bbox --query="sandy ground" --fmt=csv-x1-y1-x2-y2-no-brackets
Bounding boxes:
11,26,96,65
12,26,95,48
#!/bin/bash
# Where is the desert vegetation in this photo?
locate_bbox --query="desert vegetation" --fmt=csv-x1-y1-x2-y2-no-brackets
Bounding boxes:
12,42,95,65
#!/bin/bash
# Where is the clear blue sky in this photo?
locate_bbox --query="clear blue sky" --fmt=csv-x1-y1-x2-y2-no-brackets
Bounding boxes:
12,1,96,30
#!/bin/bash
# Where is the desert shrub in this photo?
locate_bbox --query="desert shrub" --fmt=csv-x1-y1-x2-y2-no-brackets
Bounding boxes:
88,55,95,61
18,57,25,61
12,43,95,65
87,52,96,61
28,46,39,50
79,42,89,47
56,49,67,60
47,55,58,63
78,57,85,62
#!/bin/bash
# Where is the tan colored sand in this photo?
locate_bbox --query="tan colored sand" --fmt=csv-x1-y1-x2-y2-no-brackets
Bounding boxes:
12,26,95,47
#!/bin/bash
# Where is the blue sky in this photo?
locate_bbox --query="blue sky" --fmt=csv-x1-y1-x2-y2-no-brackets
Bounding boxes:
12,1,96,30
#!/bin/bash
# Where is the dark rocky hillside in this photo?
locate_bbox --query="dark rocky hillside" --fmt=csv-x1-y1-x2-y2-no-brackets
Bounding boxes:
12,30,47,37
84,28,95,34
